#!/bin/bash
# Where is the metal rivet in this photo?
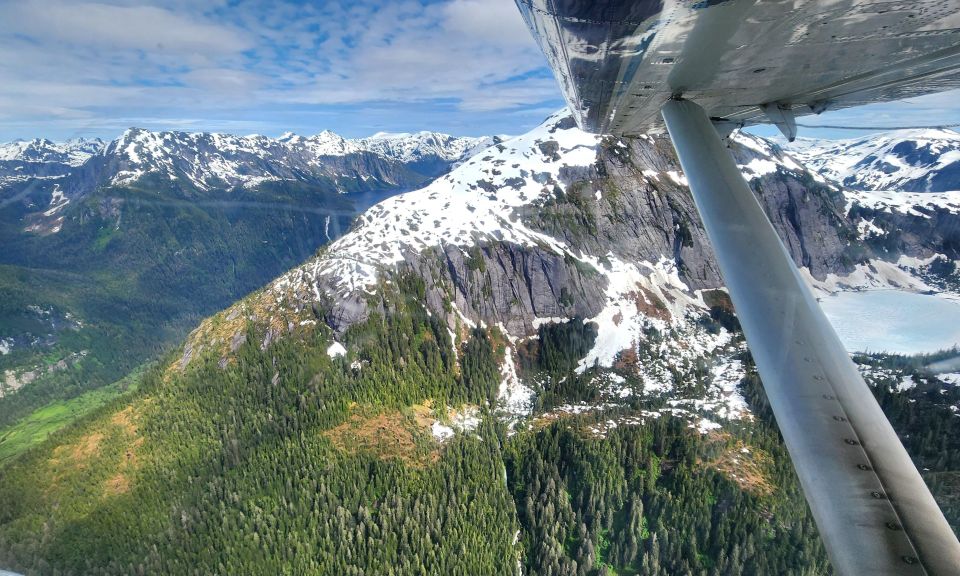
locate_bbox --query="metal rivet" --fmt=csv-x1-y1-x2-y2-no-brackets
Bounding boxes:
871,491,886,499
886,522,902,531
813,375,824,381
823,394,836,400
857,464,872,471
902,556,918,565
833,415,848,422
845,438,860,446
753,67,766,74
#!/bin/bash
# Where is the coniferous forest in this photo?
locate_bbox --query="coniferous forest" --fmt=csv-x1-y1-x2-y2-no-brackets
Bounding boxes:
0,273,956,575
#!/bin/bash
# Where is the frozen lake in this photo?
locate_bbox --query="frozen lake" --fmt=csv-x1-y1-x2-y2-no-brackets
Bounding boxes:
820,290,960,355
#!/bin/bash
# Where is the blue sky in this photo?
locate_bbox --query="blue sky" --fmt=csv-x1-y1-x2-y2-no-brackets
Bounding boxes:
1,0,958,142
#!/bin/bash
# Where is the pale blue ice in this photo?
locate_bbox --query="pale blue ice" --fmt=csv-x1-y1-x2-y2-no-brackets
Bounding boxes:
820,290,960,355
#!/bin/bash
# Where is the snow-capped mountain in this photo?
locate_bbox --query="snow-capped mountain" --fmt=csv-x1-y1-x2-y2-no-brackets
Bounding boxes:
0,138,106,189
184,111,874,432
355,131,497,172
98,127,494,192
785,128,960,192
177,110,960,437
1,128,495,201
0,137,104,166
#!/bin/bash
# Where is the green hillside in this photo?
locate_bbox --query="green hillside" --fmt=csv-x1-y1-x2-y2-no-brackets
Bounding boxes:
0,274,838,575
0,178,360,441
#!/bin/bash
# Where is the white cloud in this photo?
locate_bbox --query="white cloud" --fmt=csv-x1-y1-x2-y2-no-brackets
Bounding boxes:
263,0,548,107
441,0,538,46
0,0,562,140
1,1,250,54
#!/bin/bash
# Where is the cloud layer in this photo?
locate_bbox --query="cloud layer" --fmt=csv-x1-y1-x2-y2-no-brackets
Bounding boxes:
3,0,959,142
0,0,565,140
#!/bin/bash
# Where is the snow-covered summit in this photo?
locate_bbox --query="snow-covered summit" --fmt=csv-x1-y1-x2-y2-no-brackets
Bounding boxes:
0,137,104,166
355,131,497,165
289,110,601,297
272,111,820,307
784,128,960,192
96,126,492,191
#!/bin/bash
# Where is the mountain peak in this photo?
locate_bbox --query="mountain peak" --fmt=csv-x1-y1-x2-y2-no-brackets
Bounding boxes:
0,136,105,166
784,128,960,192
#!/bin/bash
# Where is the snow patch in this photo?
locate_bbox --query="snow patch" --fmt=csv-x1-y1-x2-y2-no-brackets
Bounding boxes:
326,342,347,358
498,346,534,421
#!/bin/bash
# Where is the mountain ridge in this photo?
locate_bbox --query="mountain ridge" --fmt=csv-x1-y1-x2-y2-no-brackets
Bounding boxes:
1,128,496,194
784,127,960,192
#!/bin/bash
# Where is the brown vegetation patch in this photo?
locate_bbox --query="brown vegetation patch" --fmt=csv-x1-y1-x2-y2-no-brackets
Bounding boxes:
632,286,671,321
702,289,734,312
104,472,131,495
100,405,143,498
69,432,104,462
700,433,774,497
613,344,639,374
111,406,138,436
41,403,146,500
324,403,439,467
529,411,565,431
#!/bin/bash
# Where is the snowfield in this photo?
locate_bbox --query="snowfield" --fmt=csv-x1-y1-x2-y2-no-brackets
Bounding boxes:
785,128,960,192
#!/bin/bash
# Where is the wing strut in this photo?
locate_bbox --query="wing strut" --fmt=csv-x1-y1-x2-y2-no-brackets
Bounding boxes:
661,98,960,576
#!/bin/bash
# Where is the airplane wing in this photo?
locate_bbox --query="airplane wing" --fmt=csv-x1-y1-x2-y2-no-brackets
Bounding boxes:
517,0,960,137
516,2,960,575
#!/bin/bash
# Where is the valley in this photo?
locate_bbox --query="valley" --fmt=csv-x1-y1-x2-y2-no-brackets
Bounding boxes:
0,128,488,452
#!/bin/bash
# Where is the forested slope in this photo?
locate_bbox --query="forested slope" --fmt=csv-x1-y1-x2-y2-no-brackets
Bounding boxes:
0,275,835,575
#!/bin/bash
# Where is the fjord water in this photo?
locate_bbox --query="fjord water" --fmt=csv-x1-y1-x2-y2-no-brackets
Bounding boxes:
820,290,960,355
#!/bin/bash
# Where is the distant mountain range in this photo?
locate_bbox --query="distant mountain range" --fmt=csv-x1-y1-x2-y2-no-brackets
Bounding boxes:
1,128,495,208
0,137,103,167
784,128,960,192
0,125,495,427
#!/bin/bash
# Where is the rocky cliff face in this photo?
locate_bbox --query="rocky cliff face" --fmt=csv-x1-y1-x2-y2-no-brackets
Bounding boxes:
177,111,951,431
173,110,960,435
245,112,860,338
